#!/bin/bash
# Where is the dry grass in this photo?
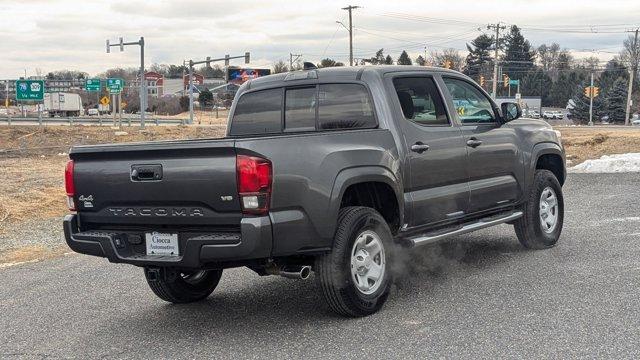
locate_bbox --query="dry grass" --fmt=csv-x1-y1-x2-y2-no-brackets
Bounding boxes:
0,156,68,233
0,125,226,156
557,127,640,164
0,244,68,265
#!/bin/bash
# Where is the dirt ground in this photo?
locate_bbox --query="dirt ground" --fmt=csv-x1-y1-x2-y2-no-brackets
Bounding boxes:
557,126,640,165
1,124,639,264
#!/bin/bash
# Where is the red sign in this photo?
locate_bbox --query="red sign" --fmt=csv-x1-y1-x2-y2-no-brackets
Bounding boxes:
184,74,204,87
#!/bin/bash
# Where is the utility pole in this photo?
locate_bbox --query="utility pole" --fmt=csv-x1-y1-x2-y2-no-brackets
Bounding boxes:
487,22,506,99
589,72,595,126
341,5,360,66
106,36,146,129
289,53,302,71
625,28,639,126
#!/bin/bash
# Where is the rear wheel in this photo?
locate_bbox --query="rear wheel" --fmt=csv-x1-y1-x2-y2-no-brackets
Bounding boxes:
144,267,223,304
514,169,564,249
315,206,394,317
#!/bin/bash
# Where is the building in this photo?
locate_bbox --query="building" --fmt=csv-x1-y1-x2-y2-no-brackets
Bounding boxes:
144,72,164,97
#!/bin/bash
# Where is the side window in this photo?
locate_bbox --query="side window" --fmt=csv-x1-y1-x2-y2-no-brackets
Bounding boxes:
229,88,282,136
443,78,496,124
318,84,376,130
285,87,316,131
392,77,449,126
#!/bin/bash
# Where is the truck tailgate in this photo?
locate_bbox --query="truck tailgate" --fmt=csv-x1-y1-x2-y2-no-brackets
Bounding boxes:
70,139,241,228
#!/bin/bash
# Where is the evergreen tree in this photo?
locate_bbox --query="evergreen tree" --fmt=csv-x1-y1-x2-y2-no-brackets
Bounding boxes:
605,77,629,123
397,50,412,65
385,55,394,65
464,34,493,78
415,55,426,66
369,49,386,65
598,59,628,95
570,82,604,124
520,69,553,106
502,25,535,76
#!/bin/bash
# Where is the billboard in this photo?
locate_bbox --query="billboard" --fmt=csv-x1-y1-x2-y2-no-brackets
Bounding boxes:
226,68,271,85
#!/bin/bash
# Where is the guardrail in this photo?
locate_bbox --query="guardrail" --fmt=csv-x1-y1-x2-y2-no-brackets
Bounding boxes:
0,116,188,126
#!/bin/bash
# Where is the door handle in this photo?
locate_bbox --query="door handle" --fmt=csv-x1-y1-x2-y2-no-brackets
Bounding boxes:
411,142,430,153
466,138,483,148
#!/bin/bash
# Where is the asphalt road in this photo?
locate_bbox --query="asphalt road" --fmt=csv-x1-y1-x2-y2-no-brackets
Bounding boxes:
2,173,639,359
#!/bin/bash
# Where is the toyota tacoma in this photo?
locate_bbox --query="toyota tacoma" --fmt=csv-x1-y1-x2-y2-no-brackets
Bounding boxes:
64,65,565,317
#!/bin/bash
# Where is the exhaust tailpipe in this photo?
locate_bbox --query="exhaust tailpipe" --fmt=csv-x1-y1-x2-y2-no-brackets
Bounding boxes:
267,265,312,280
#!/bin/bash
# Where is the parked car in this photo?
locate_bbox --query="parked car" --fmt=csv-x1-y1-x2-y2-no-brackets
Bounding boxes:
529,110,540,119
542,110,555,119
552,111,564,119
87,108,99,116
63,66,566,317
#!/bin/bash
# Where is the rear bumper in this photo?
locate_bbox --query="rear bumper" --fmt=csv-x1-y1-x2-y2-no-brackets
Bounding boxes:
63,214,272,268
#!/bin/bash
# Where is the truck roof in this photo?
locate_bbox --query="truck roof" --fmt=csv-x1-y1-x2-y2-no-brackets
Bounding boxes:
243,65,464,91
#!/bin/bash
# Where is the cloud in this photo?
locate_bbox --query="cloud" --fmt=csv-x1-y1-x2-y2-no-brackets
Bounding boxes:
0,0,637,78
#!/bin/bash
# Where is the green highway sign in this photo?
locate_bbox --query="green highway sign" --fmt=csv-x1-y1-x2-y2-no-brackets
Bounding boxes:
85,78,101,92
106,78,124,93
15,80,45,101
509,79,520,86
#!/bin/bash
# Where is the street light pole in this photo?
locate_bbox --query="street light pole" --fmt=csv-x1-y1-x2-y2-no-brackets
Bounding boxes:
187,53,250,124
106,36,146,129
488,22,506,99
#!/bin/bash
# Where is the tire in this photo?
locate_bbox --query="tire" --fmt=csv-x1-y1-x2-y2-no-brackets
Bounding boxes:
315,206,394,317
144,267,223,304
514,169,564,249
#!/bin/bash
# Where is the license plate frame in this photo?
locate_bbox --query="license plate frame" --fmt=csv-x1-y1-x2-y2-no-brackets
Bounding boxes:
145,232,179,256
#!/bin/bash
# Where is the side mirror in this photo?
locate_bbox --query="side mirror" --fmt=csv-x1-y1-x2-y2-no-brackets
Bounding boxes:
501,102,522,122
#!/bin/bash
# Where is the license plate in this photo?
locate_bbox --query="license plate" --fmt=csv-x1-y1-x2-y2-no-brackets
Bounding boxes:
145,232,179,256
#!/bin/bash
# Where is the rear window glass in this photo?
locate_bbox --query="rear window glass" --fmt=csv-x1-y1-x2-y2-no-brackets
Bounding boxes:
318,84,376,130
230,83,376,135
285,87,316,131
229,88,282,136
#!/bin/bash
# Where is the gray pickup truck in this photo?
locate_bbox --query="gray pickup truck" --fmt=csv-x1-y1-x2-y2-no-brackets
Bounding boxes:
64,66,565,317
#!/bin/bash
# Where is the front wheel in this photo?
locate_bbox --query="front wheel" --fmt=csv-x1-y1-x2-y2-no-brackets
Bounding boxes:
315,206,395,317
514,169,564,249
144,267,223,304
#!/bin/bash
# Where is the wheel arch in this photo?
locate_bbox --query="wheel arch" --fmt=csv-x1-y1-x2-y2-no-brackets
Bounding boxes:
529,143,566,190
328,166,404,235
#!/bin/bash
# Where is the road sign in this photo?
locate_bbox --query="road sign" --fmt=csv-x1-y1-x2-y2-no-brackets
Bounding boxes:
121,101,127,108
85,79,101,92
515,93,521,100
106,78,124,93
15,80,44,101
509,79,520,86
100,96,110,106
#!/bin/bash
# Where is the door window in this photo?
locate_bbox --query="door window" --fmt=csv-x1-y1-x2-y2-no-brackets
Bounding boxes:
392,77,449,126
443,78,496,124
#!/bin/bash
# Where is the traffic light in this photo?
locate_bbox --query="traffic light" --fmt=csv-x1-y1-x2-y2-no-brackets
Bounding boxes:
584,86,600,98
479,75,485,87
503,74,510,88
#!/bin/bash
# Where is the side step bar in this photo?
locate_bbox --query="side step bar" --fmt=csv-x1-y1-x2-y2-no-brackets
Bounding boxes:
404,211,523,247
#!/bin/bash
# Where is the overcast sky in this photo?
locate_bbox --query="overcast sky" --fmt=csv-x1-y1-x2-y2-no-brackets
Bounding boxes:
1,0,639,78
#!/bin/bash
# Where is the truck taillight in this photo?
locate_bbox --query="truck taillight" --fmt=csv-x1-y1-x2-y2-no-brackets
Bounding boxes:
65,160,75,211
236,155,272,215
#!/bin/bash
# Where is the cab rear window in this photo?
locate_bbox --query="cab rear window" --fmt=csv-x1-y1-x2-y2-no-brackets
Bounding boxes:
229,83,376,136
229,88,282,136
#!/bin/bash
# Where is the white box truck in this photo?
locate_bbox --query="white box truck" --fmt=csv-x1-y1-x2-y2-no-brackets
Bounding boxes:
44,92,83,117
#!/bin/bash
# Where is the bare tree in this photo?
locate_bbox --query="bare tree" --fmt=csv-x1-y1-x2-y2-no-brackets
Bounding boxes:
430,48,463,71
272,60,289,74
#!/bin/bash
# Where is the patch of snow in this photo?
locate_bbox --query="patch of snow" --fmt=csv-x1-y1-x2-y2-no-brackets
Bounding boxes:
569,153,640,173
